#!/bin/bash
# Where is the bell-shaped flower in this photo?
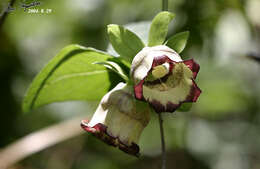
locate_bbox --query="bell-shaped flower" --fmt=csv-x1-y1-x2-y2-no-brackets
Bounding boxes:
131,45,201,113
81,83,150,156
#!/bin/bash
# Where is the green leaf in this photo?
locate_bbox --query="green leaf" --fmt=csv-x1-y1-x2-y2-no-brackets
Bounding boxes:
22,44,116,113
148,11,175,47
94,61,129,81
107,24,145,62
177,103,192,112
166,31,189,53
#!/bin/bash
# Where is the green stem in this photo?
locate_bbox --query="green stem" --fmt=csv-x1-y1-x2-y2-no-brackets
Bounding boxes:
0,0,16,29
162,0,168,11
158,2,168,168
158,112,166,169
158,1,168,169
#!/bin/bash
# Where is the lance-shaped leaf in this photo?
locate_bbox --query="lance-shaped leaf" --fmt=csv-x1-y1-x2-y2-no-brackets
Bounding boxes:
22,45,116,113
166,31,189,53
148,11,175,47
107,24,145,62
94,61,129,81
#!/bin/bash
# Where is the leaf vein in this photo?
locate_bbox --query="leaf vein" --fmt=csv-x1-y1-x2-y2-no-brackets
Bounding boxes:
49,70,107,85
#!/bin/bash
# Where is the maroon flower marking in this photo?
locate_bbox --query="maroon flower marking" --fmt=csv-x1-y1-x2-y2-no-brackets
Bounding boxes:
185,80,201,102
81,120,140,157
150,100,181,113
183,59,200,79
134,80,144,100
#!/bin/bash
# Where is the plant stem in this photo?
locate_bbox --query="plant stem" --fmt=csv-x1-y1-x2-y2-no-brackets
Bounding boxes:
162,0,168,11
158,112,166,169
158,1,168,168
0,0,16,29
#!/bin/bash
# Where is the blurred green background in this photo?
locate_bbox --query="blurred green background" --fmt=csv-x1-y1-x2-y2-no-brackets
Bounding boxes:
1,0,260,169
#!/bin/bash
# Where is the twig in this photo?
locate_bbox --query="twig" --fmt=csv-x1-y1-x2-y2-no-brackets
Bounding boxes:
0,0,16,29
158,112,166,169
0,116,85,169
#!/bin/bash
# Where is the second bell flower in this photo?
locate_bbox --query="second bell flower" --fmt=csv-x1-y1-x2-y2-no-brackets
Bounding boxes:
81,83,150,156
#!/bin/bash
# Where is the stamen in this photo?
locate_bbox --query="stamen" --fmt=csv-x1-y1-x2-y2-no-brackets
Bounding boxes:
152,63,170,79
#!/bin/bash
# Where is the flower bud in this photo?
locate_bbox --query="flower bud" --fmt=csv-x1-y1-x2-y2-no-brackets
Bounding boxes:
131,45,201,113
81,83,150,156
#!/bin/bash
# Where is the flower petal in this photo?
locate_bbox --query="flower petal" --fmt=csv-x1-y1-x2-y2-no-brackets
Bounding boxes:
141,62,201,113
150,99,181,113
131,45,182,84
146,80,201,113
81,120,140,157
184,79,201,102
183,59,200,79
134,80,144,100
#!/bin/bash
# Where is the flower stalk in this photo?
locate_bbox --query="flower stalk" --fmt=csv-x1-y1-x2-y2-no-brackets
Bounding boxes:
162,0,168,11
160,0,168,168
158,112,166,169
0,0,16,29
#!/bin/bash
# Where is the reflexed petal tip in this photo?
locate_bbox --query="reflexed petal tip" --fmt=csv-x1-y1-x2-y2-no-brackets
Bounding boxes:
81,120,140,157
183,59,200,79
186,80,201,102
